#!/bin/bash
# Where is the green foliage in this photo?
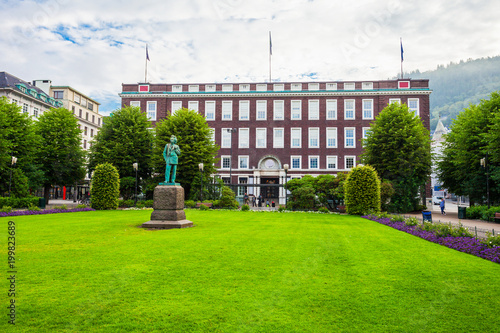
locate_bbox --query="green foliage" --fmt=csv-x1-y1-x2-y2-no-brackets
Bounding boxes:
405,217,420,226
0,206,12,213
288,186,316,210
483,233,500,248
184,200,196,208
143,200,153,208
88,106,153,180
286,174,346,210
91,163,120,210
241,204,250,211
362,103,431,212
119,176,137,200
0,196,40,209
318,207,329,213
199,204,210,211
136,202,145,209
380,180,395,211
418,222,474,238
153,108,219,199
10,168,29,198
278,205,287,212
35,108,86,203
217,186,239,209
27,204,41,211
345,165,381,215
118,199,135,208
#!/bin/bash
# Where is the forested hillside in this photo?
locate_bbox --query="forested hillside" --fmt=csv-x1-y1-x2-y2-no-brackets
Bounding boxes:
406,56,500,131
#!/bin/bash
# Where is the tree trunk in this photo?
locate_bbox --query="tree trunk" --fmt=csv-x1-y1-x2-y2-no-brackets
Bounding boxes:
44,184,51,205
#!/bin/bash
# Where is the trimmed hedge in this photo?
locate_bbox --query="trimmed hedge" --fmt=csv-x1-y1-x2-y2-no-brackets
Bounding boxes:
91,163,120,210
345,165,381,215
466,205,500,221
0,196,40,209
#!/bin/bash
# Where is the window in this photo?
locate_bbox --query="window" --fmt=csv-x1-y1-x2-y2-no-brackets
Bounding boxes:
71,106,75,114
344,99,355,119
256,101,267,120
210,129,215,143
327,156,338,170
188,101,199,112
79,109,82,118
205,85,216,92
273,100,284,120
130,101,140,108
88,102,93,111
92,115,95,123
408,98,419,116
308,100,319,120
98,118,101,126
147,101,157,120
222,84,233,92
84,126,88,135
86,112,89,120
171,101,182,116
309,128,319,148
205,101,215,120
345,128,355,148
239,84,250,92
239,128,249,148
188,85,199,92
90,129,94,137
291,156,302,169
139,84,149,92
326,83,337,90
388,98,401,105
362,99,373,119
239,100,249,120
74,94,81,104
344,82,355,90
362,82,373,90
309,156,319,169
273,84,284,91
256,84,267,91
273,128,284,148
239,156,249,169
172,85,182,92
362,127,371,147
22,103,28,114
256,128,267,148
345,156,356,170
326,100,337,120
291,100,301,120
238,177,248,196
326,127,337,148
33,107,38,118
83,140,87,149
308,83,319,90
221,129,232,148
291,128,302,148
222,101,232,120
53,91,64,99
291,83,302,91
221,156,231,169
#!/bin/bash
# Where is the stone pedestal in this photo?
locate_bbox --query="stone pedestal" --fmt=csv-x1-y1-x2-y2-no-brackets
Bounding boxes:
142,185,193,229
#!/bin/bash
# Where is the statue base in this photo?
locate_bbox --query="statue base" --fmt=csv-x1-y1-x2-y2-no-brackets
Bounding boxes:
158,182,180,186
142,185,193,230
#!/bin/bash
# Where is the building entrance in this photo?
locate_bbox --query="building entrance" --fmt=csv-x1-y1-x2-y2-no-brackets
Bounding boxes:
260,177,279,200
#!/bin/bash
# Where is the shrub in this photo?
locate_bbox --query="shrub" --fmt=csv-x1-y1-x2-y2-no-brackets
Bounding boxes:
119,176,137,200
218,186,239,209
288,186,317,210
199,204,210,211
0,196,40,209
344,165,381,215
466,205,485,219
483,233,500,248
184,200,196,208
91,163,120,210
10,168,29,198
27,205,41,212
390,215,406,223
318,207,329,213
278,205,287,212
241,204,250,211
405,217,420,226
380,180,395,211
52,205,68,210
118,199,134,208
1,206,13,213
143,200,153,208
482,206,500,222
76,204,88,209
136,201,146,209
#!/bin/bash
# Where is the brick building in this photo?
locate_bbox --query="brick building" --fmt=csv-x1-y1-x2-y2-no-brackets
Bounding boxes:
120,79,431,204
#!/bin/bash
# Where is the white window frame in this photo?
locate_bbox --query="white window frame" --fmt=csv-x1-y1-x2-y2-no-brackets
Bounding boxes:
222,84,233,92
326,156,338,170
362,82,373,90
345,127,355,148
308,156,319,170
362,99,373,120
291,83,302,91
172,85,182,92
344,99,355,120
239,128,249,148
308,127,319,148
238,156,249,169
326,83,337,90
291,156,302,170
362,127,371,147
273,128,284,148
188,101,199,112
256,84,267,91
256,128,267,148
326,99,337,120
188,85,199,92
308,100,319,120
171,101,182,116
273,84,284,91
205,85,216,92
205,101,215,121
326,127,337,148
291,100,302,120
130,101,140,108
147,101,157,121
344,82,355,90
239,84,250,92
221,156,231,169
239,100,249,121
408,98,419,116
221,129,232,148
222,101,233,120
291,128,302,148
273,100,284,120
345,156,356,170
308,83,319,91
256,100,267,120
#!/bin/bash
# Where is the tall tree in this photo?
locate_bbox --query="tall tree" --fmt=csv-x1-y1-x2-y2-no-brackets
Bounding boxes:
88,106,153,181
153,108,219,198
361,103,431,212
438,91,500,204
0,97,41,195
35,108,86,203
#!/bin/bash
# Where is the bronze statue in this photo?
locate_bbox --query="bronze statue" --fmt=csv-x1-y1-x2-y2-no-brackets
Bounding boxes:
161,135,181,185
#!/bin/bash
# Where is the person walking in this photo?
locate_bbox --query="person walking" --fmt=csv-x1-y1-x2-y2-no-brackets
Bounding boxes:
440,198,446,215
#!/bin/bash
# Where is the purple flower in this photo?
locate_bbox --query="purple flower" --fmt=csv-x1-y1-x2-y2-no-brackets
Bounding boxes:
0,207,95,218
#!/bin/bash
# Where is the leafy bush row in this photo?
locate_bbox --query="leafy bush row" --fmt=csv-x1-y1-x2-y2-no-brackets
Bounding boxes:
465,205,500,221
0,196,40,209
118,199,154,208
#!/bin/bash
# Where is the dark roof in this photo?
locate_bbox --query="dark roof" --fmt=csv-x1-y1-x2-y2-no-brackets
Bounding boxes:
0,71,47,95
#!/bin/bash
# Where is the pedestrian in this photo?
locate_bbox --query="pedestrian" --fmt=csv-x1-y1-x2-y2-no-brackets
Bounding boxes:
252,196,256,207
258,195,262,207
440,198,446,215
243,193,249,205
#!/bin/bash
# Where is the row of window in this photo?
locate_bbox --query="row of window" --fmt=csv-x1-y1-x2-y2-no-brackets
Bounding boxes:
219,127,369,149
54,91,95,111
11,99,41,118
72,106,101,125
78,125,95,138
137,98,419,122
221,155,356,171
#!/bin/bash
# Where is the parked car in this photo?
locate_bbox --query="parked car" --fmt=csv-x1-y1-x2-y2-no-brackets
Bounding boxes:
432,196,443,205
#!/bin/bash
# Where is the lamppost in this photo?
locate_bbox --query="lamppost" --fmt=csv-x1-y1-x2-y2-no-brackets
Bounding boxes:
480,155,490,209
283,163,289,207
199,163,204,203
133,162,138,206
226,128,237,190
8,156,17,197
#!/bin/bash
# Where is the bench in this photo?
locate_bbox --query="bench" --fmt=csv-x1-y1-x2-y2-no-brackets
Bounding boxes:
494,212,500,223
196,203,213,209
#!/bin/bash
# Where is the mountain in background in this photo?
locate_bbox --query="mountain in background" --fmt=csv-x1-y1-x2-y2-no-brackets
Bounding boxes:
405,55,500,132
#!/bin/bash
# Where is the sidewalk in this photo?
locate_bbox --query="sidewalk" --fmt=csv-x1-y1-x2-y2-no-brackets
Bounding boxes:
45,198,81,209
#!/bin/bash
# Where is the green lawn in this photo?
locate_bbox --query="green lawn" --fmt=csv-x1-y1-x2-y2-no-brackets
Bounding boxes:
2,210,500,332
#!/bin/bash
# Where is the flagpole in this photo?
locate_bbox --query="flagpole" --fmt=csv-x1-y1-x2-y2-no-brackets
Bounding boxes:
400,37,403,79
145,44,148,83
269,31,272,82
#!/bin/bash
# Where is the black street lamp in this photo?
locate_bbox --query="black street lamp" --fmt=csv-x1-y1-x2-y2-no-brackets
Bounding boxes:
480,155,490,209
8,156,17,197
283,163,289,207
226,128,237,190
199,162,204,203
133,162,138,206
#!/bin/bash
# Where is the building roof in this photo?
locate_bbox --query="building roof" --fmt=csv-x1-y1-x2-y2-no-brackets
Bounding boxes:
432,119,448,144
50,85,101,105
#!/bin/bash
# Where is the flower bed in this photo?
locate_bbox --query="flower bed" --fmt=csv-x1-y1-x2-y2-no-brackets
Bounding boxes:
0,207,95,218
363,214,500,264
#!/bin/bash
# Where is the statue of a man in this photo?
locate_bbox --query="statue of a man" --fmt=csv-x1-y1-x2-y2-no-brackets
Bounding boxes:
163,135,181,184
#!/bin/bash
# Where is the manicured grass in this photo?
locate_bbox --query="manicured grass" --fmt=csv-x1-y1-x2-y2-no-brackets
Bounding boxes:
2,210,500,332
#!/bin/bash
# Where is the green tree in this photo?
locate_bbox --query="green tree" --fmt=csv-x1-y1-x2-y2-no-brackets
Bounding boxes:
153,108,219,198
88,106,153,182
361,103,431,212
91,163,120,210
438,92,500,204
285,174,346,211
344,165,381,215
10,169,29,198
35,108,86,204
0,97,42,195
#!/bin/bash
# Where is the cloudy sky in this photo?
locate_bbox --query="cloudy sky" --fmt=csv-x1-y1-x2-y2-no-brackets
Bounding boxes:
2,0,499,114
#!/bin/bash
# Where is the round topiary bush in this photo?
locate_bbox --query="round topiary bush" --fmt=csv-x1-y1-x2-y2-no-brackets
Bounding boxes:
344,165,381,215
91,163,120,210
218,186,239,209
